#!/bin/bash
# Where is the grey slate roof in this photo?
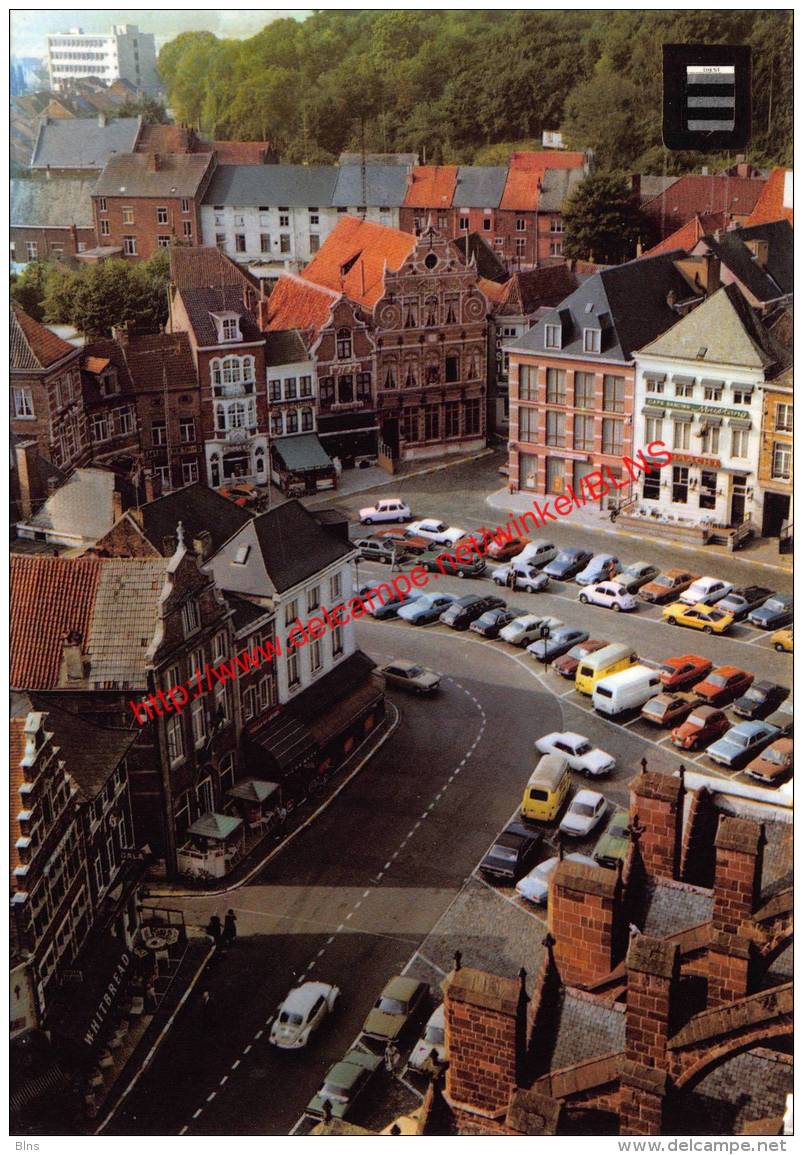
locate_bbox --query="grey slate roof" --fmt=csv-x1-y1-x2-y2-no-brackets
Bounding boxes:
175,284,264,347
452,233,509,281
85,559,170,689
266,329,310,367
93,152,214,198
699,220,792,303
331,164,409,208
137,482,253,558
203,164,339,208
44,704,137,802
642,881,713,938
549,991,626,1071
11,177,96,228
538,167,584,211
454,166,507,208
31,116,141,171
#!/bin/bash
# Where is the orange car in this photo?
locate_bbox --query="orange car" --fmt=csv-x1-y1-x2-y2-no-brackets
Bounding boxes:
659,654,713,691
692,665,754,708
219,482,260,508
640,569,699,604
486,535,530,562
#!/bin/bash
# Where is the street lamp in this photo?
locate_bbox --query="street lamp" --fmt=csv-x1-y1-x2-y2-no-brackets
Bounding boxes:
539,623,551,673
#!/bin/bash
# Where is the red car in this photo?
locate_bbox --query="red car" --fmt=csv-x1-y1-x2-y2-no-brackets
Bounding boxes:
671,705,731,750
640,569,699,605
640,692,700,728
659,654,713,692
552,639,609,680
219,482,261,508
486,535,530,562
692,665,754,708
373,529,431,556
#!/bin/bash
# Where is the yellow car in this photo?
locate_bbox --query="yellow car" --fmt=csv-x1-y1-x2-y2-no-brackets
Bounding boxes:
771,627,793,653
662,601,734,635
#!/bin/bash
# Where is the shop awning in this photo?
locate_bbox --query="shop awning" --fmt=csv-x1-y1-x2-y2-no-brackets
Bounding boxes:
673,375,695,386
699,415,722,427
729,418,752,430
250,712,318,773
669,410,693,423
700,378,725,389
227,778,280,804
309,677,384,747
48,933,134,1050
288,651,378,727
641,405,666,417
186,812,243,840
272,434,333,473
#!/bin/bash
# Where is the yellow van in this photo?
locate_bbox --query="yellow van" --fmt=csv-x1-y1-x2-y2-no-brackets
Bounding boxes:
521,755,572,823
575,643,638,696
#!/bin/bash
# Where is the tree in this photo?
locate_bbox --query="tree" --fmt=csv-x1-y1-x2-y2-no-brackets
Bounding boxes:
111,97,168,124
563,174,647,265
10,261,53,320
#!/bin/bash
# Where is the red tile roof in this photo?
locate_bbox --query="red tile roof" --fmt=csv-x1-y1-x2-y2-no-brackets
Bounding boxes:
477,276,510,305
10,717,26,889
11,556,103,690
301,215,417,309
170,244,256,291
642,175,766,234
500,152,586,212
403,165,458,208
746,169,793,226
211,141,270,165
509,150,586,171
260,274,339,333
642,212,729,257
11,305,77,370
135,122,194,154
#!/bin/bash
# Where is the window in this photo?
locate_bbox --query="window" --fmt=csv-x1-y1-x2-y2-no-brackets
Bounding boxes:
549,218,564,233
285,599,298,628
258,676,273,712
459,215,469,230
644,416,663,444
166,714,184,763
424,405,440,441
699,469,717,510
115,406,135,434
215,233,226,249
674,379,694,398
700,423,720,454
732,386,752,405
122,207,134,224
464,398,481,435
243,686,256,721
259,233,271,253
331,623,344,657
602,374,624,413
601,418,624,455
437,214,448,230
310,638,322,673
12,387,34,418
191,697,206,746
772,442,792,479
283,377,297,400
515,238,526,258
98,197,107,212
219,753,235,794
181,599,201,636
546,410,565,447
549,241,562,256
309,209,319,225
212,632,226,662
183,221,193,238
181,199,190,214
519,406,538,443
300,375,313,397
776,403,793,432
704,383,723,402
319,377,335,408
286,650,300,688
672,465,689,504
221,317,239,341
286,409,298,433
329,571,343,601
91,413,109,441
270,412,283,436
279,213,289,227
123,236,137,256
518,364,538,401
645,376,665,395
182,460,198,485
545,368,566,404
643,472,660,501
235,234,246,252
25,240,38,259
673,420,691,451
336,329,352,360
234,214,245,227
214,679,228,722
157,206,168,224
357,372,371,400
516,218,526,232
572,371,594,409
731,427,749,457
152,420,167,446
583,328,601,354
100,220,110,237
494,237,504,249
573,414,594,451
403,407,419,443
157,235,171,248
180,417,195,442
482,216,492,231
338,375,353,403
444,400,460,438
269,378,282,402
544,324,561,350
445,355,460,384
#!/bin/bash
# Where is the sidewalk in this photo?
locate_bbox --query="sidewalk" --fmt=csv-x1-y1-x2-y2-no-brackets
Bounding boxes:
303,448,494,507
486,486,792,573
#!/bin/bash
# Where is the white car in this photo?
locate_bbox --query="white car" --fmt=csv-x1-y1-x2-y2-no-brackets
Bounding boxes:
491,562,549,593
679,576,734,606
516,853,598,905
407,1004,446,1071
407,519,467,546
499,613,563,647
511,540,558,568
578,581,639,612
359,498,412,525
270,981,340,1049
559,790,607,838
535,731,615,777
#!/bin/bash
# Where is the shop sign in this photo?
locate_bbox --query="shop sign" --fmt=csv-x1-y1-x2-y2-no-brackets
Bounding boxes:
647,397,750,420
83,951,132,1047
671,453,721,468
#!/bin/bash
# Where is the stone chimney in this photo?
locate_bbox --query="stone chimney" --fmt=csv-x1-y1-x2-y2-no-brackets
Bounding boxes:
14,439,41,521
629,768,684,882
549,860,623,986
61,629,87,683
443,964,527,1121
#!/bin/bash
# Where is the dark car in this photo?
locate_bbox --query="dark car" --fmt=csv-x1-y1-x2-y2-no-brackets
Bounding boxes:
640,692,700,727
552,639,609,680
732,681,789,720
418,548,486,579
542,548,594,581
479,822,543,883
527,626,590,661
440,594,505,631
748,593,793,629
354,536,408,564
374,528,431,556
617,562,660,594
716,585,773,621
469,606,526,639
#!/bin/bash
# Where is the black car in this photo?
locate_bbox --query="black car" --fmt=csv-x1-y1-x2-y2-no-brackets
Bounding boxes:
439,594,506,631
469,606,526,639
354,536,408,564
717,585,773,620
418,548,486,579
732,681,789,720
479,822,543,883
542,548,594,581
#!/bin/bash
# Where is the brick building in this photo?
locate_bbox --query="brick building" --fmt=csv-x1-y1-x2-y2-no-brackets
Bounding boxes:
757,363,792,539
641,173,767,243
11,177,97,262
80,337,140,468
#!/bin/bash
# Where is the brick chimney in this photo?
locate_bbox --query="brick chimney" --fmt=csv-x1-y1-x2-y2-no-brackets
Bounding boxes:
712,816,764,934
549,860,623,986
112,484,124,523
625,936,679,1068
147,151,161,172
443,963,527,1120
629,768,684,881
14,439,42,520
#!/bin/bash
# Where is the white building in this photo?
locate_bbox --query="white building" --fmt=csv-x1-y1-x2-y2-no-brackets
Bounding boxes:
633,284,787,531
47,24,159,93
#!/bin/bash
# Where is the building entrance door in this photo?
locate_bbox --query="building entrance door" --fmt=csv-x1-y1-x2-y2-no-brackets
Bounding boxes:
730,475,747,526
546,457,565,494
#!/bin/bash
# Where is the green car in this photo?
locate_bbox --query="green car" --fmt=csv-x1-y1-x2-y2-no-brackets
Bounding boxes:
418,548,486,579
361,976,429,1043
306,1048,382,1119
593,809,630,868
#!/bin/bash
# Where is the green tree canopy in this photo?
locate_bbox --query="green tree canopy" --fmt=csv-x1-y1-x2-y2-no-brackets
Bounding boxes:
562,174,647,265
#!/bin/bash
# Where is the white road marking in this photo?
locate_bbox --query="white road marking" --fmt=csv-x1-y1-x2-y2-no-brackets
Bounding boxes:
206,1091,216,1103
243,1044,252,1054
220,1075,228,1086
231,1060,240,1071
192,1108,202,1119
254,1029,263,1040
179,1125,189,1135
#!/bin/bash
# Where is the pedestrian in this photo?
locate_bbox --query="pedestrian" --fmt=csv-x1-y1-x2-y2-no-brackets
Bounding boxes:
384,1040,400,1074
277,805,288,836
223,908,238,946
206,913,222,944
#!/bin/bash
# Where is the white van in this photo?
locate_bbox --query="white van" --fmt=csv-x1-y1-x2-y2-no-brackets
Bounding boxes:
592,664,662,717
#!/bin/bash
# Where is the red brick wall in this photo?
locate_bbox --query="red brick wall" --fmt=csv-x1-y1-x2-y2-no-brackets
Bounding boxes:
705,931,751,1006
11,352,90,473
94,195,201,260
444,968,523,1117
629,771,684,882
11,225,96,262
398,207,565,269
549,862,621,986
712,817,764,934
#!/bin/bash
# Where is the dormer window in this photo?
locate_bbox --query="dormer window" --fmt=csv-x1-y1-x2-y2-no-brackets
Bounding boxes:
100,370,120,397
544,323,561,350
211,312,241,343
583,328,601,354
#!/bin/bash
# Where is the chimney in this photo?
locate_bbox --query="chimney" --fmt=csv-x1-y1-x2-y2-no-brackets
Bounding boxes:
147,151,160,172
629,769,685,881
745,238,769,268
61,629,87,683
701,165,708,176
631,173,641,199
14,440,41,520
144,471,158,503
549,859,623,985
112,484,124,522
192,530,212,560
97,112,107,128
702,251,721,294
625,936,679,1068
712,816,764,935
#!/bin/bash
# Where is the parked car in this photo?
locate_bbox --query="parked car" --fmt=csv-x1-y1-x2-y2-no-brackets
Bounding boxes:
543,548,594,581
359,498,412,524
306,1049,382,1119
592,664,662,717
640,692,700,727
578,581,638,612
552,639,609,680
671,705,731,750
499,613,563,647
407,519,466,546
617,561,660,594
491,561,549,593
361,976,429,1043
270,982,340,1049
679,576,734,606
640,569,699,604
381,660,440,694
440,594,505,630
748,593,793,629
486,534,530,562
575,554,619,586
219,482,260,508
707,721,780,768
374,528,430,555
527,625,589,662
593,810,630,868
470,606,526,639
479,822,543,882
659,654,713,691
559,790,607,837
397,592,457,625
364,589,424,621
771,627,793,653
511,540,558,568
515,853,597,905
662,602,734,635
354,536,409,564
717,585,773,620
693,666,754,707
535,731,615,777
733,681,788,719
745,738,793,786
407,1004,446,1071
419,548,486,579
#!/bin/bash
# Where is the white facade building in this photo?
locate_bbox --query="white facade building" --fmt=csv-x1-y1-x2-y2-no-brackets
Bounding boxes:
47,24,159,93
265,332,317,445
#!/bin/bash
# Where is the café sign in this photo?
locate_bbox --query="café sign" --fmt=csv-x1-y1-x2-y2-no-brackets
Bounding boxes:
646,396,750,420
671,453,721,468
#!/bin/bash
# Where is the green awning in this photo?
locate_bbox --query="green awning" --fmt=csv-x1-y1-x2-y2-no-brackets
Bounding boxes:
186,812,242,840
227,778,280,804
272,434,333,472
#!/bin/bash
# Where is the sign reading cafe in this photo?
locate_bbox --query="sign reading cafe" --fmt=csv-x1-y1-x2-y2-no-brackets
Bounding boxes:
645,396,750,421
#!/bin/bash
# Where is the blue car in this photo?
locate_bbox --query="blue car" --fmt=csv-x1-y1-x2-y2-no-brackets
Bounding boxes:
706,720,780,767
748,593,793,629
575,554,619,586
354,583,424,621
543,548,594,580
527,626,589,661
397,592,457,625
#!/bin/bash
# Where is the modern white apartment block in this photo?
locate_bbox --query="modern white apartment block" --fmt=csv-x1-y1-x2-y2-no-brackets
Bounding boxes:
47,24,159,93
